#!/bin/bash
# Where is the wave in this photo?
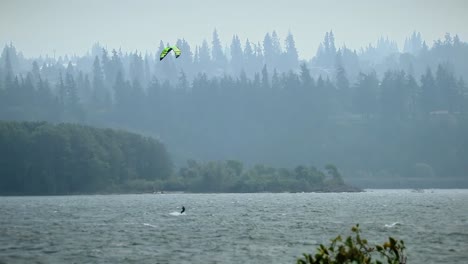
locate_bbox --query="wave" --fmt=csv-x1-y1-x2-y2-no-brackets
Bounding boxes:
169,211,185,216
385,222,401,228
143,223,157,228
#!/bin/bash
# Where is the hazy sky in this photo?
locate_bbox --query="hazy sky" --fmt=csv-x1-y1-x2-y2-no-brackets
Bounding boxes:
1,0,467,59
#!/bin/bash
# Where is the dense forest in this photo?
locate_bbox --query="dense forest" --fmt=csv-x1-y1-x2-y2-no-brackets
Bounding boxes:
0,121,355,194
1,30,468,188
0,121,172,194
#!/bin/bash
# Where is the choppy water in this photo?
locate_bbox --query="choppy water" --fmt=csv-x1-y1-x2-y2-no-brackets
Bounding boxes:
1,190,467,264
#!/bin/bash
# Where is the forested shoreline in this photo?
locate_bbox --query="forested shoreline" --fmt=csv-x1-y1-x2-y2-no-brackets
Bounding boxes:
0,121,358,195
1,30,468,188
0,121,172,195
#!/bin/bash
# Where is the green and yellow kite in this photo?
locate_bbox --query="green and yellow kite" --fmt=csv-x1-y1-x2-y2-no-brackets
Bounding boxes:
160,46,181,61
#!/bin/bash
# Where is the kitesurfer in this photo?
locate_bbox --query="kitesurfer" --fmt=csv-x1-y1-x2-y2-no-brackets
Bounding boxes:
181,206,185,214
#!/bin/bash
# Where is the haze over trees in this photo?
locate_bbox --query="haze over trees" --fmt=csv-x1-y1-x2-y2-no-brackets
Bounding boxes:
1,30,468,188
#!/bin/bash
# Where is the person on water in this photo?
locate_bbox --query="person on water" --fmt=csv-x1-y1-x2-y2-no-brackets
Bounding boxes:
180,206,185,214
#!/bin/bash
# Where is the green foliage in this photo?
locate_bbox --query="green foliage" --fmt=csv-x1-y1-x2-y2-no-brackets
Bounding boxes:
325,164,344,185
175,160,353,193
0,121,172,195
297,225,406,264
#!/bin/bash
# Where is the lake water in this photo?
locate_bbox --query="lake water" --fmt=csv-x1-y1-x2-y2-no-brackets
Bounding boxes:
1,190,467,263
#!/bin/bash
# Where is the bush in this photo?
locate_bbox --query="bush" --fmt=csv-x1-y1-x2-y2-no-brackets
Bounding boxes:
297,225,406,264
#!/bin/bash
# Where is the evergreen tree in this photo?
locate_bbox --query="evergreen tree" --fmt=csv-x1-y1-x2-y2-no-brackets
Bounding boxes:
91,56,110,109
380,70,409,120
271,68,280,90
406,74,419,118
353,72,379,119
199,39,211,73
263,33,274,68
243,39,255,76
404,31,423,54
113,71,128,111
314,31,337,69
261,64,270,89
176,38,194,70
335,51,351,111
101,48,112,84
420,68,437,115
271,31,282,69
36,78,59,121
177,70,189,90
436,64,459,113
110,49,124,82
284,31,299,70
254,42,264,73
64,71,84,122
129,51,145,85
299,63,314,90
211,29,226,71
230,35,243,75
31,61,41,83
335,52,349,91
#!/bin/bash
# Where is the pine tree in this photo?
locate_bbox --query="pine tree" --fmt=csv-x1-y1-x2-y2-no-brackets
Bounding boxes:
177,70,189,90
436,64,460,113
353,72,379,119
65,71,84,122
271,31,282,70
420,68,437,115
244,39,255,76
129,51,145,85
230,35,243,76
31,61,41,83
271,68,280,90
299,63,314,90
212,29,226,71
335,52,349,91
199,40,211,73
263,33,273,68
91,56,110,109
110,49,124,82
406,74,419,119
101,48,112,85
284,31,299,70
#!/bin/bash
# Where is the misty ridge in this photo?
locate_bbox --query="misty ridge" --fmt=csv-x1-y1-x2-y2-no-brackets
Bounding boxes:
1,30,468,188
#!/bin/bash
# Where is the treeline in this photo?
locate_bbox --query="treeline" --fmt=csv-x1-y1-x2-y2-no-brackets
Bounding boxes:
164,161,356,193
1,30,467,87
0,121,356,194
0,121,172,195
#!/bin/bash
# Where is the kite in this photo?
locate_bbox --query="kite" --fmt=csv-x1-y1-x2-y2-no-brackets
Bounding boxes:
160,46,181,61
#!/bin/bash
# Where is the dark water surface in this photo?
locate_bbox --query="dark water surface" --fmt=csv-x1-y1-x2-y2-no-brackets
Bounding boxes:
1,190,467,263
